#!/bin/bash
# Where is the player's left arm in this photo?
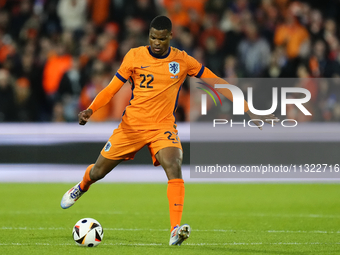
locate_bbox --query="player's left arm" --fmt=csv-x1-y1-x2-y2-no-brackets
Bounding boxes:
186,53,278,129
199,67,278,129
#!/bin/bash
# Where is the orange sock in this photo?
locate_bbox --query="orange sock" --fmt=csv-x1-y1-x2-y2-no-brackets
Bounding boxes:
167,179,185,232
79,164,96,191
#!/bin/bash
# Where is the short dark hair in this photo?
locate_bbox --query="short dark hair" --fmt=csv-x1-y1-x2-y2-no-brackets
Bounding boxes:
150,16,172,32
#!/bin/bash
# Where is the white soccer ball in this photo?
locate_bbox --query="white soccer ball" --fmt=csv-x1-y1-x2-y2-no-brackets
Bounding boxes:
72,218,104,247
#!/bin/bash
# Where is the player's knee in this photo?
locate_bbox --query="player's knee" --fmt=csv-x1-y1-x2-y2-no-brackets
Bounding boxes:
163,158,182,179
164,157,181,170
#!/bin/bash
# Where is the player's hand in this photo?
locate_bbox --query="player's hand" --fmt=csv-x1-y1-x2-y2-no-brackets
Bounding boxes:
78,109,93,125
246,110,279,130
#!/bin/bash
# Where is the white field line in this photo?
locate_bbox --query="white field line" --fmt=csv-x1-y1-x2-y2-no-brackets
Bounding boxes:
185,242,340,246
0,242,339,246
1,210,340,219
1,227,340,234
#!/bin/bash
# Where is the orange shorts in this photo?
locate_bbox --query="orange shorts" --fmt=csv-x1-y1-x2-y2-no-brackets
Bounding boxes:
101,126,182,166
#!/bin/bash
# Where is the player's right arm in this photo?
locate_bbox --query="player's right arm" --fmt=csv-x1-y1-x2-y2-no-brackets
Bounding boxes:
78,108,93,125
78,50,134,125
78,76,125,125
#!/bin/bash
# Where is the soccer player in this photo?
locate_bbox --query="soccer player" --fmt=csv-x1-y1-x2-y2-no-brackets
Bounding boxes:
61,15,276,246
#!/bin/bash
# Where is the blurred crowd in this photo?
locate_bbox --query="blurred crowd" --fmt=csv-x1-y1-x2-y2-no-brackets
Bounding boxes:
0,0,340,123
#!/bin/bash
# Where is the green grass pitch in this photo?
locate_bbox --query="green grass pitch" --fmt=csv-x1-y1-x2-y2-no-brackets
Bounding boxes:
0,183,339,254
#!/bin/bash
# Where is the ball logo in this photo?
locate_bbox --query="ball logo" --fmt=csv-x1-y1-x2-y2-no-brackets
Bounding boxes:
73,218,104,247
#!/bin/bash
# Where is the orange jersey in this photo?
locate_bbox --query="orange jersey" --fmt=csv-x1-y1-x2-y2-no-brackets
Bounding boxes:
87,46,249,128
116,46,204,129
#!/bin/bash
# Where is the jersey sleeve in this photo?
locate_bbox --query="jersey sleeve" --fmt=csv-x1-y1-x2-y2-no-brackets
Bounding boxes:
116,49,135,82
87,76,125,112
185,53,205,78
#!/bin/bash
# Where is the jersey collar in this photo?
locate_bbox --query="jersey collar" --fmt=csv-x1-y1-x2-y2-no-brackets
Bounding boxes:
148,46,171,59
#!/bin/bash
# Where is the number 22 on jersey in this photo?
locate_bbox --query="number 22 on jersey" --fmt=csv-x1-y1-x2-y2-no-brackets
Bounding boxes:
140,74,154,88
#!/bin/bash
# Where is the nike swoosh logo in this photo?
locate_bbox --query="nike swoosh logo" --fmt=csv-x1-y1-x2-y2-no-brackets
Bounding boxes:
141,66,150,69
174,204,183,206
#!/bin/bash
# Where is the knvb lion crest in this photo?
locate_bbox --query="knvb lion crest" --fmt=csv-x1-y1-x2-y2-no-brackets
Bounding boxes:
169,62,180,75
